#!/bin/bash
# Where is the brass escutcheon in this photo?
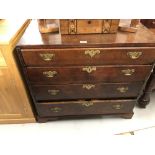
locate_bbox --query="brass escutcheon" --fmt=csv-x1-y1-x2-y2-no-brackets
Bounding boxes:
40,53,55,61
85,49,100,58
121,69,135,76
43,71,57,78
81,101,94,107
82,66,96,73
83,84,95,90
48,89,60,95
50,107,62,112
112,104,122,110
117,87,128,93
127,52,142,59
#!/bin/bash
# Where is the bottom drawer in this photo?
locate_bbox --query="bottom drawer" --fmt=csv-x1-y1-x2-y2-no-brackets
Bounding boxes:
35,99,136,117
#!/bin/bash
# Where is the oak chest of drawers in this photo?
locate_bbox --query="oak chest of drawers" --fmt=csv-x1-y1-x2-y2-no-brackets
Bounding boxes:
15,20,155,122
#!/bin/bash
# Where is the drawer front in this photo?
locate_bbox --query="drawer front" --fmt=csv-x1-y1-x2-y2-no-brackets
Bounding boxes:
26,65,152,84
36,100,136,117
21,48,155,66
76,20,103,34
32,82,143,101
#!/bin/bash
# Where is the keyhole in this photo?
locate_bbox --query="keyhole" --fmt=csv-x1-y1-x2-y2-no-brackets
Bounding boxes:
88,20,91,24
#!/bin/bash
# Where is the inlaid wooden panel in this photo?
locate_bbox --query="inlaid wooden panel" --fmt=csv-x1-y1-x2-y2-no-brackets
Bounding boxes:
59,19,119,34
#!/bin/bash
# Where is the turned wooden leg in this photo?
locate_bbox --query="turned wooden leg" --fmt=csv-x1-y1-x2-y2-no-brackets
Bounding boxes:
120,113,134,119
138,92,151,108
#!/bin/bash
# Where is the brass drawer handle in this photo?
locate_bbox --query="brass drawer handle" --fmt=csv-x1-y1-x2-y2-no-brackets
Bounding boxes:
40,53,55,61
81,101,94,107
117,87,128,93
112,104,122,110
83,84,95,90
50,107,62,112
127,52,142,59
82,66,96,73
85,49,100,58
43,71,57,78
121,69,135,76
48,89,60,95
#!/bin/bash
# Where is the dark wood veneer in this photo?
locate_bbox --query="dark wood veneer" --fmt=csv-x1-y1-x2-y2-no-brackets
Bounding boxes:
32,82,143,101
21,47,155,66
36,100,136,117
26,65,152,84
15,20,155,122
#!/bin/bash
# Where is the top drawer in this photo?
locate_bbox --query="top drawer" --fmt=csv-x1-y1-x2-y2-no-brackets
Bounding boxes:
21,47,155,66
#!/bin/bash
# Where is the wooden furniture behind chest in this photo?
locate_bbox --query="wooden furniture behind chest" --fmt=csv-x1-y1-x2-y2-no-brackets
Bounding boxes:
0,20,35,123
138,19,155,107
141,19,155,28
15,20,155,122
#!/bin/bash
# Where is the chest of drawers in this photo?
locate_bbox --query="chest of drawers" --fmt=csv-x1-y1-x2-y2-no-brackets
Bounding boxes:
15,20,155,122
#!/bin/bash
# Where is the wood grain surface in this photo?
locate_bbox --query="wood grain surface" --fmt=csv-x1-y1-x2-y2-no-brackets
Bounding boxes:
0,20,35,124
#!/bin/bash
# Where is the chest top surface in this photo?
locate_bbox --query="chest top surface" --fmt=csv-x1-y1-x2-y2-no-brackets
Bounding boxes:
17,20,155,48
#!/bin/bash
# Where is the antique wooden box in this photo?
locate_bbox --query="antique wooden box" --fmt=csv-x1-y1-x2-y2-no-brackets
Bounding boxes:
59,19,120,34
15,20,155,122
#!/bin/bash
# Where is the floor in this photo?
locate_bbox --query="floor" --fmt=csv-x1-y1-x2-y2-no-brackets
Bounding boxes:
0,94,155,136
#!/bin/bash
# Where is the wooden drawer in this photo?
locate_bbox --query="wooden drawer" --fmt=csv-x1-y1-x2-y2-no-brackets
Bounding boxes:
32,82,143,101
26,65,152,84
36,99,136,117
21,48,155,66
